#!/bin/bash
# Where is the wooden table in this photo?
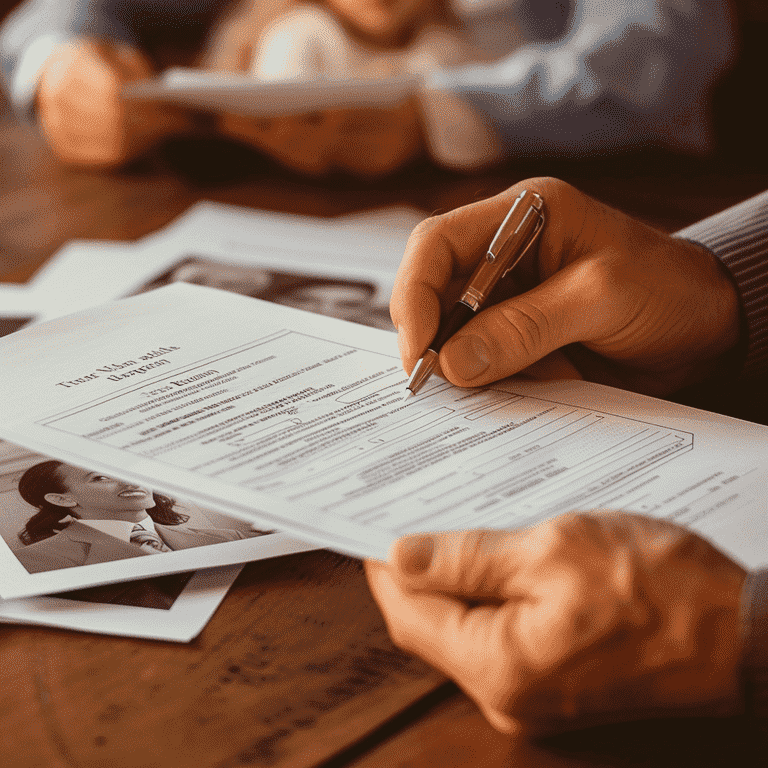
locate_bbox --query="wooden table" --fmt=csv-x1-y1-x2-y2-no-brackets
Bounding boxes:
2,101,768,768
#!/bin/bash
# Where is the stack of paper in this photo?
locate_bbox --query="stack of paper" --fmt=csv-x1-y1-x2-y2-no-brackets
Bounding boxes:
10,203,765,643
0,202,425,639
3,285,768,581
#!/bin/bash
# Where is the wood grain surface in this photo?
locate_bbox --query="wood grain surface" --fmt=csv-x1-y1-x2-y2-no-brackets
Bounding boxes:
348,686,768,768
0,552,443,768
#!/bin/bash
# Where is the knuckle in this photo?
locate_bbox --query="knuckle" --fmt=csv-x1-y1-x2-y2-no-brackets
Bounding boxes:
85,58,122,91
582,258,610,284
547,512,605,558
445,531,487,590
529,519,562,560
509,176,572,200
496,301,553,357
542,528,569,561
574,259,617,300
534,515,583,561
558,510,597,534
407,214,448,247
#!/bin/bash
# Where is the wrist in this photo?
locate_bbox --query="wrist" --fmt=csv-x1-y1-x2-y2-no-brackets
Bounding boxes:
676,237,743,380
675,191,768,379
740,569,768,717
670,562,746,717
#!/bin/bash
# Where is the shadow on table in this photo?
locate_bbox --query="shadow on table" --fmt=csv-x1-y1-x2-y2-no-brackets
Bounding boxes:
672,376,768,427
537,714,768,767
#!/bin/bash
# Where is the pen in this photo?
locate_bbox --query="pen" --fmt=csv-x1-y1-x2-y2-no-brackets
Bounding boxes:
405,189,545,398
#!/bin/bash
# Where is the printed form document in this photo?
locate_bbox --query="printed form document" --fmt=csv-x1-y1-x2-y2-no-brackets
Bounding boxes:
2,284,767,565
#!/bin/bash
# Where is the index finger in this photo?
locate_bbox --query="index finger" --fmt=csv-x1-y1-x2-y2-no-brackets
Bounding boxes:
391,178,569,374
390,192,515,373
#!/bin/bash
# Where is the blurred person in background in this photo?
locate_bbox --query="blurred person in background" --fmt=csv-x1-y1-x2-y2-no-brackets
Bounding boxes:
0,0,736,175
203,0,517,175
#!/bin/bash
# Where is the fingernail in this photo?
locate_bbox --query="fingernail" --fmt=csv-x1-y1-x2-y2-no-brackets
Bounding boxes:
397,535,434,575
445,334,490,381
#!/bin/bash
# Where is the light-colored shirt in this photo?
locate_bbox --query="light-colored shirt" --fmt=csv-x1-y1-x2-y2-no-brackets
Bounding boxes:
0,0,737,161
77,513,162,544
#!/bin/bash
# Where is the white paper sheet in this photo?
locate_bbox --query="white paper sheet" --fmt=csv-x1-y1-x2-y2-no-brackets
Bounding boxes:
124,69,422,116
0,566,242,642
2,284,767,571
0,283,43,334
26,240,145,322
28,202,423,324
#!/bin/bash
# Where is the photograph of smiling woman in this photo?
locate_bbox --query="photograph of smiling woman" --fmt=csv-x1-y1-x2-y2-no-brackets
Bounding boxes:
13,460,267,575
19,460,189,544
17,460,189,546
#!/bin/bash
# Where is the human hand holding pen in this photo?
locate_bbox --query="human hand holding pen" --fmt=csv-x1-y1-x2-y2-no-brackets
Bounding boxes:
405,189,545,396
391,178,741,397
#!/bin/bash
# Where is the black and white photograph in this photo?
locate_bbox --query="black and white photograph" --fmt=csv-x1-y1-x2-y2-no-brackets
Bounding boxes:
0,440,316,599
136,256,393,330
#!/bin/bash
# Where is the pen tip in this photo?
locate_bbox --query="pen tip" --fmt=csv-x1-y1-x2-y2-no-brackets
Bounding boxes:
403,389,413,402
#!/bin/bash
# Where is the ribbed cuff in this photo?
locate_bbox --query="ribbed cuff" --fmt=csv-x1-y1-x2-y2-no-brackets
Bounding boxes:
675,191,768,379
740,569,768,718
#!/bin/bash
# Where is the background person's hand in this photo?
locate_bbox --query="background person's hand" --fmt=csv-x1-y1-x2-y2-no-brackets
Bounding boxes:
36,37,192,167
218,100,423,177
391,178,741,396
202,2,424,178
365,513,746,734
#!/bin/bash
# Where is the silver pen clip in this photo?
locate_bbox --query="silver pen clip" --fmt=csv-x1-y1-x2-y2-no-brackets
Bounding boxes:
486,191,545,277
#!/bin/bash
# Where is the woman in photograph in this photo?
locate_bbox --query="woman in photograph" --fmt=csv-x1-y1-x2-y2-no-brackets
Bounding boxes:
15,460,262,574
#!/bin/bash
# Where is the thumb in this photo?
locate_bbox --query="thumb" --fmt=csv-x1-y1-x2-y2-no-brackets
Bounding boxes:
438,265,594,387
390,529,523,600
